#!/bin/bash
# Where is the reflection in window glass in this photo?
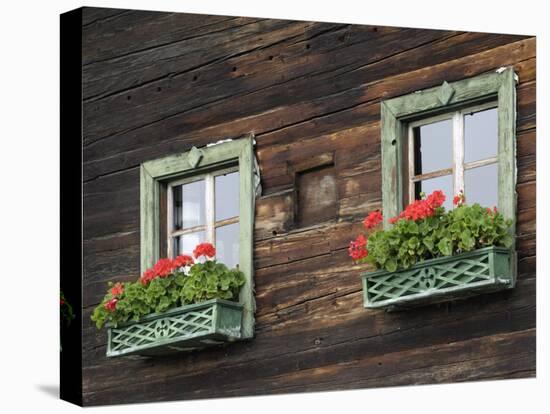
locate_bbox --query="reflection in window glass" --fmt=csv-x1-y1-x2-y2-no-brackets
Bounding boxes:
216,223,240,269
417,174,453,211
464,108,498,163
173,180,205,230
215,171,240,221
174,231,205,258
465,163,498,208
413,119,453,174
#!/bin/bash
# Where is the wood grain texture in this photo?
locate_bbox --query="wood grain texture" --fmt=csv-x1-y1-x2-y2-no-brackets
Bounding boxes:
79,6,536,406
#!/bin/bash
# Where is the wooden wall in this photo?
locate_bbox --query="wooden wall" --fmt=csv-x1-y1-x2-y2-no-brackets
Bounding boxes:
80,7,536,406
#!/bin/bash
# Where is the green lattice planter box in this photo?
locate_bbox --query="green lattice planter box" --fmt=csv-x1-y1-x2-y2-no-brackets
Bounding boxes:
107,299,243,357
362,246,514,310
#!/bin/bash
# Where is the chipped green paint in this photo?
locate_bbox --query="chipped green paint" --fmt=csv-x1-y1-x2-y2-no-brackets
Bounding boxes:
187,146,204,168
437,81,455,105
106,299,243,357
140,134,256,340
362,246,513,310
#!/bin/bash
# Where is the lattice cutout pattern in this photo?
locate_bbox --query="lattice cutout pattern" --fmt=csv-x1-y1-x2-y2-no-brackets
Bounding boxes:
110,306,215,353
366,252,494,305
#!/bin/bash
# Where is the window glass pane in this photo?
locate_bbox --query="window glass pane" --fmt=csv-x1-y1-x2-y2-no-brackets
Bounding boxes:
215,171,240,221
215,223,239,269
417,174,453,211
173,231,205,258
465,163,498,208
464,107,498,163
173,179,205,230
413,118,453,175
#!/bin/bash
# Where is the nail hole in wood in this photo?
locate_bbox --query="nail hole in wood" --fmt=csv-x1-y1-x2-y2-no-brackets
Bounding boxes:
272,230,277,236
391,139,397,146
192,75,198,81
157,87,162,92
126,95,131,101
306,43,310,49
268,55,273,60
232,66,237,72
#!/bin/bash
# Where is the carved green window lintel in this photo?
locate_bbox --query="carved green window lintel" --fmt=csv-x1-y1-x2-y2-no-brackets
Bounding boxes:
140,134,258,339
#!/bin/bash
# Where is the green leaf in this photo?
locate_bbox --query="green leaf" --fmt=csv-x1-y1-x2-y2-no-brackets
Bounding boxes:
385,259,398,272
437,238,453,256
501,234,513,248
423,237,434,252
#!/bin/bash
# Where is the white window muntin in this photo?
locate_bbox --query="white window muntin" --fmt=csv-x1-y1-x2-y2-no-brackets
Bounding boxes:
166,165,239,259
406,101,498,205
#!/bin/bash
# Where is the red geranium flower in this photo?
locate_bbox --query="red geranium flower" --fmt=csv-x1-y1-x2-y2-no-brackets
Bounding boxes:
389,190,446,224
152,258,175,278
193,242,216,259
139,257,179,285
60,299,65,306
110,282,124,297
426,190,446,209
140,268,156,285
172,254,194,268
363,210,383,230
104,298,118,312
398,199,432,221
348,234,368,260
453,190,465,206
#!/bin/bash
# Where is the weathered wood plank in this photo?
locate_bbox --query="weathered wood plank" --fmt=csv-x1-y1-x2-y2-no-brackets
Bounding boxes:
200,328,535,396
82,32,531,164
82,279,534,403
82,29,529,155
82,40,535,183
83,19,318,101
82,7,128,27
83,11,240,66
83,29,530,145
254,190,295,240
82,26,449,144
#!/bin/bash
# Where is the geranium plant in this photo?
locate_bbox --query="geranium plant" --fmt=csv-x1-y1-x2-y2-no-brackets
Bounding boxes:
60,291,75,327
349,190,513,272
91,242,245,329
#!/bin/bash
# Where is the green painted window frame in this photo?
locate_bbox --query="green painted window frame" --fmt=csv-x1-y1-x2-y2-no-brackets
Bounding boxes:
380,67,518,284
140,134,256,338
381,67,517,226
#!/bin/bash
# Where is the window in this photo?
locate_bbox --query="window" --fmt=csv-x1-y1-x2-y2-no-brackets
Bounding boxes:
406,102,499,210
380,68,517,230
167,168,240,268
139,134,258,338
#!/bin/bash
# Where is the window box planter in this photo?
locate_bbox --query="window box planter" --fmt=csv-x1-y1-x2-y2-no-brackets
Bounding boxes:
362,246,514,310
107,299,243,357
